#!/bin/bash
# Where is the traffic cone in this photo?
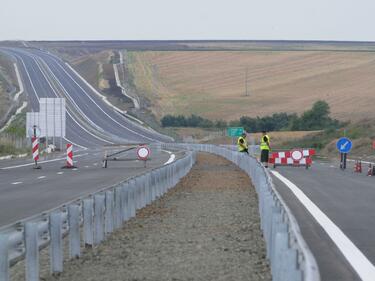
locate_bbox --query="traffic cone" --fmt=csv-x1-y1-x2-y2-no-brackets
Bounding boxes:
354,160,362,173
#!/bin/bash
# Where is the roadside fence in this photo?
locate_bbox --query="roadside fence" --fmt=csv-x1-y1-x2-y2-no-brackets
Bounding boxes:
0,150,195,281
162,143,320,281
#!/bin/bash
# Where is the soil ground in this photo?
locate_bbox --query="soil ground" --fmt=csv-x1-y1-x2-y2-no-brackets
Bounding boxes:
127,51,375,122
38,153,271,281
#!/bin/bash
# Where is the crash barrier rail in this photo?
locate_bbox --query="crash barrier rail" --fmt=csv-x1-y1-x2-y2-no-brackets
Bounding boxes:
162,143,320,281
0,150,196,281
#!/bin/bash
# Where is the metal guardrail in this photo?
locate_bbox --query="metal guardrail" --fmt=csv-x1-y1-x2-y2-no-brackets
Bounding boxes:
0,151,196,281
162,143,320,281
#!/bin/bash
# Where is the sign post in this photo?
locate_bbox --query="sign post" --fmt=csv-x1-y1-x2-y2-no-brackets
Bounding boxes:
336,137,352,170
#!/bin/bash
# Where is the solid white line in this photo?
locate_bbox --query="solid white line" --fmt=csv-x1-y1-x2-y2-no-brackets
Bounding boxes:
37,176,46,179
11,182,23,185
61,62,158,142
162,150,176,165
271,170,375,281
0,153,88,170
31,56,113,146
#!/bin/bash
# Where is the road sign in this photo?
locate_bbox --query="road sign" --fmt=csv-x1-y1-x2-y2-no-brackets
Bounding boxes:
227,127,244,137
137,146,150,160
28,126,41,138
291,150,303,161
336,137,352,153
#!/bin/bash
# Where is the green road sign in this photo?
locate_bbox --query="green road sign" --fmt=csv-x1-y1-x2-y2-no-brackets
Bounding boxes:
227,127,244,137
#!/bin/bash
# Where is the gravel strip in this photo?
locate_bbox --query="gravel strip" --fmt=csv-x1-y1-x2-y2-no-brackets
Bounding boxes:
33,153,271,281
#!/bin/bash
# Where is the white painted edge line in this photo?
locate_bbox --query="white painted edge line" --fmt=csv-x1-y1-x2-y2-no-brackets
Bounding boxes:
270,170,375,281
0,153,88,170
0,153,27,160
162,150,176,165
348,159,375,165
11,182,23,185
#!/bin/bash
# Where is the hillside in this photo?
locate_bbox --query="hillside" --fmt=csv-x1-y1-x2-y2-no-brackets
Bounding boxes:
127,51,375,122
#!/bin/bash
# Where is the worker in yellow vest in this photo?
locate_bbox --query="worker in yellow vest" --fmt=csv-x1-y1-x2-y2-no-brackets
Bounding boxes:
237,132,249,154
260,130,271,168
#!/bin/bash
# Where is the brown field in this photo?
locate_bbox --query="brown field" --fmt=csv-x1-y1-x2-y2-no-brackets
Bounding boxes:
127,51,375,122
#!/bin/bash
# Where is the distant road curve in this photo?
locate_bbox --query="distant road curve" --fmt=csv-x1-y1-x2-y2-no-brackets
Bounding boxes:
0,47,173,148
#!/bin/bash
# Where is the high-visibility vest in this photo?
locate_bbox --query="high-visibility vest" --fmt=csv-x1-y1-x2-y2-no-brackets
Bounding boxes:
260,135,270,151
237,136,248,152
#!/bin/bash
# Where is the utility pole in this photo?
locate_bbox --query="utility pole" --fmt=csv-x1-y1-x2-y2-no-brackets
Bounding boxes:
245,67,249,97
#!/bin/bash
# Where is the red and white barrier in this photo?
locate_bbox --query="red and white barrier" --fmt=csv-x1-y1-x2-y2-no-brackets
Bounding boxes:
62,143,76,169
269,149,315,169
67,144,73,167
32,137,39,162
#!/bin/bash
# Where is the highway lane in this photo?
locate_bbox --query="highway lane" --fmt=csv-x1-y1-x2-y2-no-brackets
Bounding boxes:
0,47,179,229
271,161,375,281
0,148,181,227
24,48,172,144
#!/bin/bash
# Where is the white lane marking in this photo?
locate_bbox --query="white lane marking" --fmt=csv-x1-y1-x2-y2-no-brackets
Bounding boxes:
72,168,78,171
84,165,89,168
0,153,88,170
271,170,375,281
162,150,176,165
57,172,64,175
37,176,46,179
11,182,23,185
61,62,158,142
31,56,113,146
330,165,335,168
93,163,98,166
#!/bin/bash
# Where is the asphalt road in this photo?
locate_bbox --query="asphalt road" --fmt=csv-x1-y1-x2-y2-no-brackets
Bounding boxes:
0,47,172,148
271,160,375,281
0,47,177,227
0,148,181,227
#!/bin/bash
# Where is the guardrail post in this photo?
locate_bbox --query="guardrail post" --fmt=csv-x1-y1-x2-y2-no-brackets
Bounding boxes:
113,187,122,228
0,234,9,281
49,212,63,274
121,186,129,222
105,191,114,235
25,222,39,281
68,205,80,258
94,194,105,245
83,198,93,247
129,183,136,218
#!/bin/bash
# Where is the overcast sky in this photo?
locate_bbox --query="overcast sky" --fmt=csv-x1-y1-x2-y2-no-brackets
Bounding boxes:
1,0,374,41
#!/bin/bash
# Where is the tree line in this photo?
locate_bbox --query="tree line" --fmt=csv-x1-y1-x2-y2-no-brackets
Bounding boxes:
160,100,343,132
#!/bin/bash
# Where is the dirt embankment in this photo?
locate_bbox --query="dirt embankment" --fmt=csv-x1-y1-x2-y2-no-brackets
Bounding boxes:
41,153,271,281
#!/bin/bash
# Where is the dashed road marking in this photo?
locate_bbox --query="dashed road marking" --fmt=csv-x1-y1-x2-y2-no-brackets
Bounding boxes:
37,176,46,179
271,170,375,281
72,168,78,171
11,182,23,185
57,172,64,175
84,165,89,168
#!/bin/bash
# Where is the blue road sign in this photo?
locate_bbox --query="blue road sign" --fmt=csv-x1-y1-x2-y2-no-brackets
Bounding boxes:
336,137,352,153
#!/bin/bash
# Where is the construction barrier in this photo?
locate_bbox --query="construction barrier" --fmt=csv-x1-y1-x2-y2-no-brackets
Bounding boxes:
62,144,76,169
269,149,315,169
31,137,39,162
354,160,362,173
